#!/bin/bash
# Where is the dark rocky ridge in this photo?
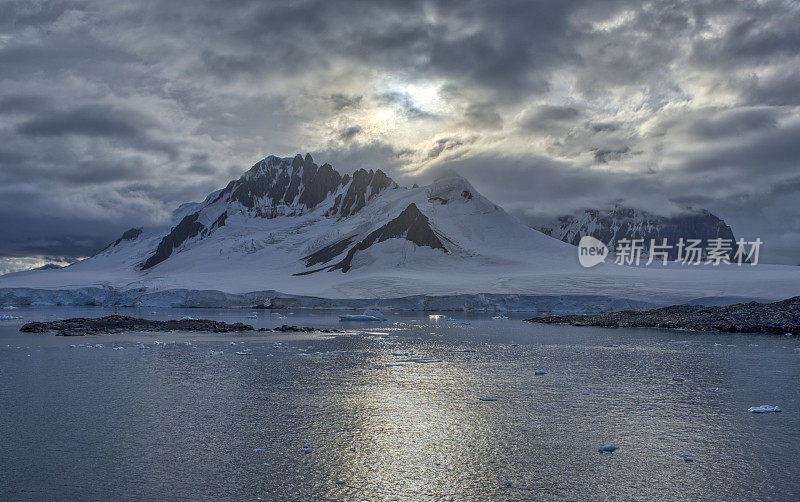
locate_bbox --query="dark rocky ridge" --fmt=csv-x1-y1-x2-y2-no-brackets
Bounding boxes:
525,296,800,334
535,206,738,260
297,203,448,274
19,315,337,336
139,154,396,270
101,227,143,253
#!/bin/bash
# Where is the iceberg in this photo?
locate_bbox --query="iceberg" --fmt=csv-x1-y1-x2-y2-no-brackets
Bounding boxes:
339,308,387,322
0,314,23,320
748,405,781,413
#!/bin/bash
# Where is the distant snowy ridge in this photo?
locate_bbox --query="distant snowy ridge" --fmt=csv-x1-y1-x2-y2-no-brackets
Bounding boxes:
534,205,738,260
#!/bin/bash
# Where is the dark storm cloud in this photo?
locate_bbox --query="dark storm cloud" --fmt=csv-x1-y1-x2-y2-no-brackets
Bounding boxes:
17,105,155,139
0,95,51,115
1,0,800,269
329,94,363,111
337,125,363,142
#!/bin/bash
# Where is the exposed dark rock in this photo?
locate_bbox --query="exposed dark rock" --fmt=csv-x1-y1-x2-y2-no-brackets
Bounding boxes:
330,203,447,272
20,315,254,335
100,227,143,253
461,190,473,200
334,168,393,218
141,212,205,270
302,235,357,267
525,296,800,334
19,315,337,336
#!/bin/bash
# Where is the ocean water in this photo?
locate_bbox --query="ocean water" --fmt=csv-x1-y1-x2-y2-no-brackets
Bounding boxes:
1,307,799,501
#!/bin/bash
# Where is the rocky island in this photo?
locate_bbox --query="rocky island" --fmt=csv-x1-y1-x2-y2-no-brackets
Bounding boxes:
526,296,800,334
19,315,336,336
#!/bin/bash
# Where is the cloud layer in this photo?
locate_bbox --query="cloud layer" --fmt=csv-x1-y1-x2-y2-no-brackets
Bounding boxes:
1,0,799,266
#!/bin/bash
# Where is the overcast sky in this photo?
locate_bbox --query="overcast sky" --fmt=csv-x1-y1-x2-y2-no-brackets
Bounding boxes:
1,0,799,272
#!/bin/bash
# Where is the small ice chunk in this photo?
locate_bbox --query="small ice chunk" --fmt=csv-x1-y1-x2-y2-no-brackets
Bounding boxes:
598,444,619,453
0,315,23,320
492,315,508,320
235,350,253,355
209,349,223,355
713,343,723,347
711,387,720,391
113,346,124,350
748,405,781,413
180,316,195,321
302,445,313,454
136,343,146,350
94,344,103,349
679,454,695,462
248,314,258,319
672,377,686,382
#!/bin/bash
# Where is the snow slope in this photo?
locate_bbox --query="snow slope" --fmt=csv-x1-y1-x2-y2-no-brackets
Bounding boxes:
2,154,799,310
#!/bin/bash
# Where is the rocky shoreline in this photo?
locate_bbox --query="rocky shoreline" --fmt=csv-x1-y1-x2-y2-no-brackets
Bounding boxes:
525,296,800,334
19,315,337,336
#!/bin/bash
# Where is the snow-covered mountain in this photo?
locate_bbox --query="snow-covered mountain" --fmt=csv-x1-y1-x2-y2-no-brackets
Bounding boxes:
534,206,738,260
1,154,800,310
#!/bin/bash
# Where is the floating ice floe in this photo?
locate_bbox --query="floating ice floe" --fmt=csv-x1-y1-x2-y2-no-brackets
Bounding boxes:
0,315,23,320
209,349,223,355
785,332,793,336
113,346,124,350
428,314,446,321
339,308,387,322
94,344,103,349
448,320,471,325
534,370,548,375
748,405,781,413
1,305,18,310
679,454,695,462
235,350,253,355
711,387,720,391
247,314,258,319
598,444,619,453
302,445,313,454
713,343,723,347
180,316,195,321
749,344,759,347
136,343,147,350
491,315,508,320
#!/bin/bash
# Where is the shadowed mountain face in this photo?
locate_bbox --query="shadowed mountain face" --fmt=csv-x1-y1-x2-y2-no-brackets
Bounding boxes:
298,202,447,274
534,206,738,260
140,154,396,270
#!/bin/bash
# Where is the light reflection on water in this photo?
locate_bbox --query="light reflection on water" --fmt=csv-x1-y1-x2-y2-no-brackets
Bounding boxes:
0,306,798,501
